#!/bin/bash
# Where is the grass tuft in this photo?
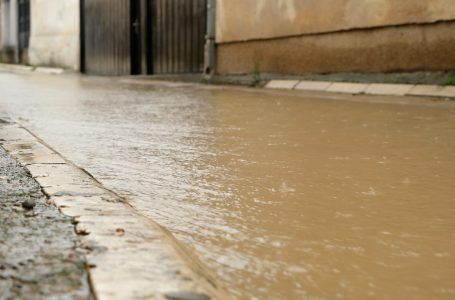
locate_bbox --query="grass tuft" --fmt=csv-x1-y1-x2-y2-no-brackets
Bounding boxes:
444,71,455,86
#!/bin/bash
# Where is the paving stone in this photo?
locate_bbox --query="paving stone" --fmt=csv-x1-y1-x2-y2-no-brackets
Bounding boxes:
326,82,368,94
408,85,455,98
0,63,34,72
35,67,64,75
265,80,299,90
294,81,332,91
1,140,65,165
165,291,211,300
0,126,36,143
365,83,414,96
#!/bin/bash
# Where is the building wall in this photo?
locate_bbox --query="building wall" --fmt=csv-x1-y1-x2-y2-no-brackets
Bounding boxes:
28,0,79,69
0,1,4,49
0,0,19,62
215,0,455,74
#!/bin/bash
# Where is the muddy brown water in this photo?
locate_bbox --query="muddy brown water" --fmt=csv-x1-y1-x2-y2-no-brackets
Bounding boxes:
1,73,455,299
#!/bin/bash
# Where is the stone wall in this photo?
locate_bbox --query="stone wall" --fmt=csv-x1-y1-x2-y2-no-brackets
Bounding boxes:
28,0,80,70
215,0,455,74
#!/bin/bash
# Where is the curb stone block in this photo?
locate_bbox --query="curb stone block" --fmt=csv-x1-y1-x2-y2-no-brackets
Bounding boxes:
0,63,34,72
365,84,414,96
35,67,65,75
326,82,368,94
408,85,455,98
295,81,332,91
265,80,299,90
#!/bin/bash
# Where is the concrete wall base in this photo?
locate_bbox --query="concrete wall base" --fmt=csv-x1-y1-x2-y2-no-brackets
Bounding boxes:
0,48,16,64
216,21,455,75
29,35,78,69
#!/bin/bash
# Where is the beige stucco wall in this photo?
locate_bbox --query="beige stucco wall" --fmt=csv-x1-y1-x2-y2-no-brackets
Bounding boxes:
217,21,455,75
29,0,80,69
216,0,455,43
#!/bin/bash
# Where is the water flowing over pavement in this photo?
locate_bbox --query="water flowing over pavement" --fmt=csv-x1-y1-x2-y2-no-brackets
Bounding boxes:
1,71,455,300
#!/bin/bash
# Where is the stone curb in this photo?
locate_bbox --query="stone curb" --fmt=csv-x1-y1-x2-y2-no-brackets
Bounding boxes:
0,63,34,72
265,80,455,99
264,80,299,89
35,67,65,75
0,123,227,300
0,63,65,75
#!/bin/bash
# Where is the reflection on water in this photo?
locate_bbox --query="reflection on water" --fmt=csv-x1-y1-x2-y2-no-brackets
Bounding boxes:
1,73,455,299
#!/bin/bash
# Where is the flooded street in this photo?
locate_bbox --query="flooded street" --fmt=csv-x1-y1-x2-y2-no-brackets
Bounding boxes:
1,72,455,299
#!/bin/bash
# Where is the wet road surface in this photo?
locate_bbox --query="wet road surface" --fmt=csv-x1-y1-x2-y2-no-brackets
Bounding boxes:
1,72,455,299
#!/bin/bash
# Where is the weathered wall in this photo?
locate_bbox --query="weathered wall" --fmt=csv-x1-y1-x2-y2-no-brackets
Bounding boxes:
216,0,455,43
217,21,455,75
0,0,18,48
0,0,18,63
29,0,79,69
215,0,455,74
0,1,3,50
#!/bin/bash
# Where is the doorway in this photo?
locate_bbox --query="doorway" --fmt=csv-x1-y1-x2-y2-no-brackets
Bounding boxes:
81,0,207,75
149,0,207,74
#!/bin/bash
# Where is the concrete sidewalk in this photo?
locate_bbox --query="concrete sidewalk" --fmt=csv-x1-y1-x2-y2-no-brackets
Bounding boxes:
0,129,92,299
265,80,455,99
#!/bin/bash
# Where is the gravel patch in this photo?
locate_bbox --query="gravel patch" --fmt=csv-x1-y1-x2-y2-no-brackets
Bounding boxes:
0,143,92,300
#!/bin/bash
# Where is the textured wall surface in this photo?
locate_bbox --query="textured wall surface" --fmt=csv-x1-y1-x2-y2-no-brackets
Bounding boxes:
0,1,4,49
28,0,79,69
0,0,18,48
216,22,455,75
216,0,455,43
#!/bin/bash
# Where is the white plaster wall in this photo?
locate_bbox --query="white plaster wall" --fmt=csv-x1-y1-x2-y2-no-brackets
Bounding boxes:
1,0,19,48
0,1,4,49
8,0,18,49
29,0,80,69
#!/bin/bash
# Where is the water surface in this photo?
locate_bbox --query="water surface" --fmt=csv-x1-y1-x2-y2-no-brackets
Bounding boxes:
1,72,455,299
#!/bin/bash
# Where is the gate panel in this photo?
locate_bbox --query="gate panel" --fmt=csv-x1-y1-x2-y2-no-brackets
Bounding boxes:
83,0,131,75
18,0,30,61
151,0,207,74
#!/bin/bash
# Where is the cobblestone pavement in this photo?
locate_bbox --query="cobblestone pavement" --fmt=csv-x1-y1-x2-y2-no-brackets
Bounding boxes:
0,127,92,300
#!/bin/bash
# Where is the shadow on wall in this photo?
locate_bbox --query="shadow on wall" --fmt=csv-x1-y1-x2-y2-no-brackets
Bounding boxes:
0,47,29,64
0,47,16,63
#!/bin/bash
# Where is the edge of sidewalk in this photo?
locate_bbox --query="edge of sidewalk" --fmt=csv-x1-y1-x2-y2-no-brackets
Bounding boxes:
264,79,455,99
0,115,229,300
0,63,65,75
2,62,454,100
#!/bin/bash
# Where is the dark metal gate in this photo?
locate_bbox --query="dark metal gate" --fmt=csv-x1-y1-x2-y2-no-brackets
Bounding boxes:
82,0,132,75
150,0,207,74
18,0,30,61
81,0,207,76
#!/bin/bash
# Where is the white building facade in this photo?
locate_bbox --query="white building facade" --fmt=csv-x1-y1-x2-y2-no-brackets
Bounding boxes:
0,0,80,69
28,0,80,70
0,0,19,63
